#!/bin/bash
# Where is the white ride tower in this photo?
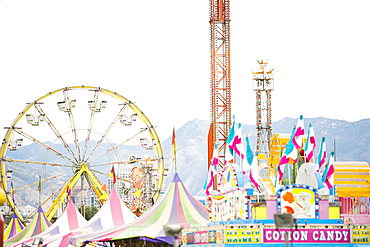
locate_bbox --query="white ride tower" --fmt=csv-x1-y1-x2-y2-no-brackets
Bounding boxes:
252,60,275,157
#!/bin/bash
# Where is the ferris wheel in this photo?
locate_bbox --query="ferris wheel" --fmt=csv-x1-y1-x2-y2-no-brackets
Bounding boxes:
0,86,165,222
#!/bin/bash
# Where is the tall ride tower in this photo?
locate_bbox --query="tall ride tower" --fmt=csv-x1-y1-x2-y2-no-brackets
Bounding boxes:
209,0,232,163
252,60,275,157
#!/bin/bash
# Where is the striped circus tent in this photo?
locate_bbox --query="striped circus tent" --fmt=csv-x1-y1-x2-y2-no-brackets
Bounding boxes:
69,173,209,246
4,206,52,246
43,188,137,247
3,213,25,241
12,200,87,247
334,161,370,197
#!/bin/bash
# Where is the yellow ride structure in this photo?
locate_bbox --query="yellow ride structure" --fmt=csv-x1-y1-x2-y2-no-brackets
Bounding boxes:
256,133,308,195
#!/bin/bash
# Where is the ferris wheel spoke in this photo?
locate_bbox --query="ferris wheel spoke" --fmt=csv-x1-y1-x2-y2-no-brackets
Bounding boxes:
34,103,79,163
89,161,127,167
84,103,129,163
82,90,100,161
88,126,150,165
90,168,134,184
62,90,82,161
89,157,159,168
14,173,64,192
3,158,74,168
13,129,77,165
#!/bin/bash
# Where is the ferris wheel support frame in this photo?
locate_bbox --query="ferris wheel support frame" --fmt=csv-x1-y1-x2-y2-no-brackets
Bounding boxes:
45,164,108,220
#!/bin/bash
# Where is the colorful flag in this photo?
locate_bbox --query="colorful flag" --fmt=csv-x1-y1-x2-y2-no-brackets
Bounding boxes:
226,116,236,144
210,145,219,167
170,127,177,165
278,127,298,181
304,123,316,162
204,145,218,195
228,123,245,160
110,165,116,185
101,183,107,192
133,181,142,189
10,181,14,194
243,136,254,174
37,176,42,192
10,181,15,203
225,116,236,162
249,156,259,191
66,184,72,200
322,151,335,190
292,115,305,150
225,145,234,162
317,137,327,173
133,189,142,197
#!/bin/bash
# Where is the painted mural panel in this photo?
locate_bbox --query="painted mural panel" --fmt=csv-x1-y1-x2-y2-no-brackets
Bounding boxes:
276,184,319,219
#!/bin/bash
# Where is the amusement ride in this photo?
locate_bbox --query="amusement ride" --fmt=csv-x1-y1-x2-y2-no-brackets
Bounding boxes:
0,86,165,223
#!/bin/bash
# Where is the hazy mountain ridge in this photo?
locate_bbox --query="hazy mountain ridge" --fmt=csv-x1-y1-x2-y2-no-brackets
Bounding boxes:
6,117,370,206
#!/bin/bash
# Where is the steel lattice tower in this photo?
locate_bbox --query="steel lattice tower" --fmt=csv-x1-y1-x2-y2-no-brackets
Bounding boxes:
252,60,275,156
209,0,232,162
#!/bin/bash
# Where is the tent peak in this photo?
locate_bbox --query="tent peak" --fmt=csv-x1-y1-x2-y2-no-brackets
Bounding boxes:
172,173,182,183
37,206,44,213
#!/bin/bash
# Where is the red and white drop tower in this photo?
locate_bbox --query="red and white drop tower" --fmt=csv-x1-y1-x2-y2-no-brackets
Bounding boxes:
209,0,232,164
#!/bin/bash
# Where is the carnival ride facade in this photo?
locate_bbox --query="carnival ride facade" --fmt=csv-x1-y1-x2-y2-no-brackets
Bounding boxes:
0,86,165,223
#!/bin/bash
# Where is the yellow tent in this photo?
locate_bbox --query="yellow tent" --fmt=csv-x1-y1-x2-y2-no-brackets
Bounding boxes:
334,161,370,197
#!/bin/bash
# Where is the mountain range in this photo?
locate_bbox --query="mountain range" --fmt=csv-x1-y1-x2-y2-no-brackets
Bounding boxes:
4,117,370,208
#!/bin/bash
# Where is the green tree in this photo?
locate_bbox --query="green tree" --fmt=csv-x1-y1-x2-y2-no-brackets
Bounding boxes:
78,206,99,221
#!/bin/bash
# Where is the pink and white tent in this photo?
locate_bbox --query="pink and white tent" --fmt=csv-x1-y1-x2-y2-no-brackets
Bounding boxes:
44,188,136,246
11,200,87,247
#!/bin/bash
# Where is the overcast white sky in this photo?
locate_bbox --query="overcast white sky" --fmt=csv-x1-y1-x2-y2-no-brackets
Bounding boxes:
0,0,369,141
